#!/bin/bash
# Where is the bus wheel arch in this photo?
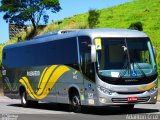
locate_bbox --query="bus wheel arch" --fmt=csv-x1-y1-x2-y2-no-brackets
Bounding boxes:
19,85,26,97
68,87,82,113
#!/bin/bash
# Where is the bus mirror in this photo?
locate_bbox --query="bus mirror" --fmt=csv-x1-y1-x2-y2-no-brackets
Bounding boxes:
153,46,157,58
91,45,97,62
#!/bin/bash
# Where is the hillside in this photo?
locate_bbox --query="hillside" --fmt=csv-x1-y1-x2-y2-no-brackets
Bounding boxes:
0,0,160,83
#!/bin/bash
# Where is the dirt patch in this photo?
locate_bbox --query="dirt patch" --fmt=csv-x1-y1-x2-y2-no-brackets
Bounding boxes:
158,88,160,101
0,89,3,96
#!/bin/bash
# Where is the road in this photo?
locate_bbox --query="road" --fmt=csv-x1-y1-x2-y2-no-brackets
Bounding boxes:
0,96,160,120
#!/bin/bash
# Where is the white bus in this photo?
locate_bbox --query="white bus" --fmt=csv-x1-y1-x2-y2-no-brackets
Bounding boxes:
2,28,158,112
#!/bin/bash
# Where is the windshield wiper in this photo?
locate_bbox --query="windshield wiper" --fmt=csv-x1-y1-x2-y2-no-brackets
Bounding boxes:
117,40,131,79
116,47,131,79
117,59,129,79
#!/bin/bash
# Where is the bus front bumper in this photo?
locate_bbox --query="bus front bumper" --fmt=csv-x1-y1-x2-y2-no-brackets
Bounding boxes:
96,89,158,106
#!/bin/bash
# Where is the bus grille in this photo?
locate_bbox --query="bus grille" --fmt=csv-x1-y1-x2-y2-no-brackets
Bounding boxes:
112,97,150,103
116,91,145,95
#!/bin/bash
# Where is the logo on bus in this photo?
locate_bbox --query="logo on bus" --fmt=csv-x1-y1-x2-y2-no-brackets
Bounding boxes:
27,71,40,77
73,70,78,79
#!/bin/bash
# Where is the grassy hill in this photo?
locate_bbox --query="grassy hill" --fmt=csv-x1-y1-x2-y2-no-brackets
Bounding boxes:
0,0,160,85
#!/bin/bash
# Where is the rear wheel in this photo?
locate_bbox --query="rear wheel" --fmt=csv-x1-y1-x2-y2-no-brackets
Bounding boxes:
21,90,38,107
70,94,82,113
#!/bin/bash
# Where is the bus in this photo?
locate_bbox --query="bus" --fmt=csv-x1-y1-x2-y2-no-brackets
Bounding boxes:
2,28,158,113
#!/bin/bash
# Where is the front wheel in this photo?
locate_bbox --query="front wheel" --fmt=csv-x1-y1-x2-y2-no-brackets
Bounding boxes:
70,94,82,113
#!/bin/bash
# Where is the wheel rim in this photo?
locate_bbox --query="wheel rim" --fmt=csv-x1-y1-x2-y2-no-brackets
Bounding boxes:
72,96,81,112
22,92,27,105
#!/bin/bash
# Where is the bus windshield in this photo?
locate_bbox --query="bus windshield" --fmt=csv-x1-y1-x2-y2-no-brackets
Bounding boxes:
96,37,156,78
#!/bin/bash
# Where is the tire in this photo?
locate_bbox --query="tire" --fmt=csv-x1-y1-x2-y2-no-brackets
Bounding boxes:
21,90,38,107
120,104,134,112
70,94,82,113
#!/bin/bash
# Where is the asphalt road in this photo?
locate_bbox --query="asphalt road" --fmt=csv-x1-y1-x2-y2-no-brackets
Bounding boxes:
0,96,160,120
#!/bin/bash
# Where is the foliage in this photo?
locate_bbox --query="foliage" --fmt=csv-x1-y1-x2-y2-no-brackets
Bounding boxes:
0,0,160,84
129,21,143,31
0,0,61,31
88,9,100,28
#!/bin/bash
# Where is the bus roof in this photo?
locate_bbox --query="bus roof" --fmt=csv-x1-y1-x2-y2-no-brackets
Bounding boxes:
78,28,148,38
4,28,148,50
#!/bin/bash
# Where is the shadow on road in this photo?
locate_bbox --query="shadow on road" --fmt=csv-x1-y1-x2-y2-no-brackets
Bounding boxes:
8,103,159,115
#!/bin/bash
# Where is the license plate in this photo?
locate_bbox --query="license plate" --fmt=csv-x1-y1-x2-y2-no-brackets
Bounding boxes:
128,97,138,102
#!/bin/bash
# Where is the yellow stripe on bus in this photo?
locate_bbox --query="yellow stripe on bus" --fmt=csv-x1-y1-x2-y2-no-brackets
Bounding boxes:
19,77,36,99
19,65,70,100
41,65,70,96
137,83,156,91
36,65,58,95
37,67,48,89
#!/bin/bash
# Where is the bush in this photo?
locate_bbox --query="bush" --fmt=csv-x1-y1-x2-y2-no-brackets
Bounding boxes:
129,21,143,31
88,9,100,28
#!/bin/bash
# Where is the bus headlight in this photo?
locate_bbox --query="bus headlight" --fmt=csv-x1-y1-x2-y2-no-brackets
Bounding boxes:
148,85,158,94
97,85,114,95
99,97,107,103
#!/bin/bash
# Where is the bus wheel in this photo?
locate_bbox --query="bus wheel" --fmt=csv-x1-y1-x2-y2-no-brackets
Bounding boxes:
21,90,28,107
120,104,134,112
21,90,38,107
70,94,81,113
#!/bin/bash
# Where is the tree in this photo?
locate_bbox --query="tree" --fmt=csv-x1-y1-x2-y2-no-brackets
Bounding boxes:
129,22,143,31
0,0,61,31
88,9,100,28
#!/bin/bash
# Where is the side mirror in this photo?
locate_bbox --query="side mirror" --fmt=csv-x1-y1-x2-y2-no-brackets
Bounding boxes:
91,45,97,62
153,46,157,58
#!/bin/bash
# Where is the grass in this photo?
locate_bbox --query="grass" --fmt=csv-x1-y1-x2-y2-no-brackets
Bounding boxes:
0,0,160,84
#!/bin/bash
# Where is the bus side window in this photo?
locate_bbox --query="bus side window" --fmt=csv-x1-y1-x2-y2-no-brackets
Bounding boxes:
83,53,95,80
79,36,95,82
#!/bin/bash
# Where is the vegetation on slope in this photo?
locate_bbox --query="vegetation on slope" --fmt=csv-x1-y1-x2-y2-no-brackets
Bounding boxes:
0,0,160,85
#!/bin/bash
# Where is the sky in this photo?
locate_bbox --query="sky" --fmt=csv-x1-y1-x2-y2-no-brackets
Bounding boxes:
0,0,132,43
